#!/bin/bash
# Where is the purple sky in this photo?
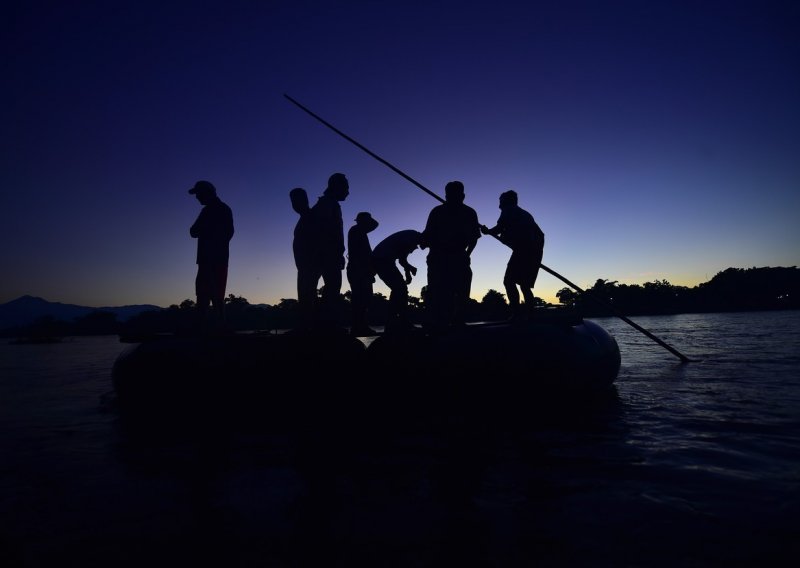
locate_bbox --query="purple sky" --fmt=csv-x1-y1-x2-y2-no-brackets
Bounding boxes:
2,0,798,307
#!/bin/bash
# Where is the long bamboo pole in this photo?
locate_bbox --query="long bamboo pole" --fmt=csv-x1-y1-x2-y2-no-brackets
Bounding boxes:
284,93,694,363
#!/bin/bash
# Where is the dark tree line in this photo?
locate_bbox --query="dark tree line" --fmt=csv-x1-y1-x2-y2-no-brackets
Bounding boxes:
4,288,537,339
556,267,800,316
119,288,531,336
6,266,798,339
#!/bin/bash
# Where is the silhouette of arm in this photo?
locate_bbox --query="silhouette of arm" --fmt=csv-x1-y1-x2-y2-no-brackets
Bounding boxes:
315,199,346,266
466,208,481,254
481,223,511,247
399,253,416,272
225,206,234,241
481,210,513,247
190,209,208,238
420,207,439,250
480,224,498,236
399,255,417,283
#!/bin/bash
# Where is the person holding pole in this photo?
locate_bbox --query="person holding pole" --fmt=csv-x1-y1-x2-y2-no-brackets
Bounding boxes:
480,190,545,321
283,94,693,362
420,181,481,332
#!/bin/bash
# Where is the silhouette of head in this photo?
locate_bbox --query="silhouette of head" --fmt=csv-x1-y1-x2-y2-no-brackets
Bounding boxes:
415,230,428,250
355,211,379,232
499,190,518,208
325,173,349,201
189,180,217,205
290,187,310,215
445,181,465,204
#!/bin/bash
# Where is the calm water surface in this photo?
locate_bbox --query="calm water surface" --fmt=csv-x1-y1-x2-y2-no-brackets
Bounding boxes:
1,311,798,567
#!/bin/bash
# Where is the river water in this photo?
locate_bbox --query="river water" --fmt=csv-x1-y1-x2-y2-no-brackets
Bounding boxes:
1,311,798,567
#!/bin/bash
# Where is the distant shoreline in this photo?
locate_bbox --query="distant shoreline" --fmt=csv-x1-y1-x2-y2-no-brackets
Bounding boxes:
2,266,798,337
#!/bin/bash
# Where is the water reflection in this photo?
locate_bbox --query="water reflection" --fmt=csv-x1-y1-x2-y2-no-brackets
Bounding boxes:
106,381,633,565
2,312,799,566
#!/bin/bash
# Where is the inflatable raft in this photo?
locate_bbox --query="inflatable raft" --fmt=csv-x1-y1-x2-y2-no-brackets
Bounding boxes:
111,315,620,426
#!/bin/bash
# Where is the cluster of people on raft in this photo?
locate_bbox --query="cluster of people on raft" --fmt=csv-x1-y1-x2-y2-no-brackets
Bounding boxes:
186,173,545,335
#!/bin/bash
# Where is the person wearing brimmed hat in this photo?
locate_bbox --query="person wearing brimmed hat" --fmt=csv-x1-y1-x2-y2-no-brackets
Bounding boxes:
346,211,379,336
189,180,234,328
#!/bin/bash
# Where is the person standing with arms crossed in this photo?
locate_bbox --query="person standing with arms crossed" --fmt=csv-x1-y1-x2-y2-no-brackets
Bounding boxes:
189,180,234,331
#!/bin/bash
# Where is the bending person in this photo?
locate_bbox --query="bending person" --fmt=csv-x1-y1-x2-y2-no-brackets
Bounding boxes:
372,229,426,333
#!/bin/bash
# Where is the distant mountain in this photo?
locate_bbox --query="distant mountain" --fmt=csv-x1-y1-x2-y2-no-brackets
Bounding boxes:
0,295,162,330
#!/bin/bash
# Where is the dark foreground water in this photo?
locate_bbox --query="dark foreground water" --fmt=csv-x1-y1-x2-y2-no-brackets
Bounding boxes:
1,311,799,567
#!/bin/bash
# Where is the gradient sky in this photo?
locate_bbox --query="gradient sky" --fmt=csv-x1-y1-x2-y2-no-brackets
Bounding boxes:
2,0,798,308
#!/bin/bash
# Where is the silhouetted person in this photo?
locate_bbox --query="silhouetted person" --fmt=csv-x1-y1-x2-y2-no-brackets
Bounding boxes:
421,181,481,331
189,180,234,328
346,212,379,336
481,190,545,320
372,229,426,333
291,173,350,331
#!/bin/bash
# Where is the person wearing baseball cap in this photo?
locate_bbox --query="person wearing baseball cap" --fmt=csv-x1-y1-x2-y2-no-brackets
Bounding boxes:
188,180,234,330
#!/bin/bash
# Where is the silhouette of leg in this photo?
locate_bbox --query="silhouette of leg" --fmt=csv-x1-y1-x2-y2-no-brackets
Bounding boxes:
425,257,448,332
520,286,535,319
195,264,216,330
319,264,344,330
297,265,321,331
504,274,521,319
